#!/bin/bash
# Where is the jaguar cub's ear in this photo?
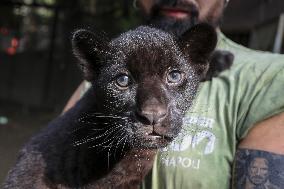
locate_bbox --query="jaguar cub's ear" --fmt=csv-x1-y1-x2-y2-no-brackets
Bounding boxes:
72,29,109,81
179,24,217,76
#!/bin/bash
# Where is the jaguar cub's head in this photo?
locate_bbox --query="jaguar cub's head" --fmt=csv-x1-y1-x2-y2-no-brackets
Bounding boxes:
72,24,216,149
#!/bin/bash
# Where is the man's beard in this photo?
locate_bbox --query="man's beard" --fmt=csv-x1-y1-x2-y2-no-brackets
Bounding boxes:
147,0,199,37
146,0,221,37
149,16,197,37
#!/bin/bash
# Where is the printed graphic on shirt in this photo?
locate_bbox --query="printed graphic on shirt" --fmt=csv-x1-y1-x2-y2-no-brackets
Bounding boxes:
159,115,216,169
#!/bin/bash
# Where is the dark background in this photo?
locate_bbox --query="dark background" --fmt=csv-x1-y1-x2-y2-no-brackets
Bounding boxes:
0,0,284,184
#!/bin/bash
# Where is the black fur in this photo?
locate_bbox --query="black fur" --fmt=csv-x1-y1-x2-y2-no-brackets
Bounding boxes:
3,24,217,189
203,50,234,81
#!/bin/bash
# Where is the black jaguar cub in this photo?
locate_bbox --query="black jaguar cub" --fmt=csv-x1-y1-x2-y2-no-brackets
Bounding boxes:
3,24,217,189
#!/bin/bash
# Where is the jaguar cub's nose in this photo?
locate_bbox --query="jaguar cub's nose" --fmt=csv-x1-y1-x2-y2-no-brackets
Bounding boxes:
136,105,167,125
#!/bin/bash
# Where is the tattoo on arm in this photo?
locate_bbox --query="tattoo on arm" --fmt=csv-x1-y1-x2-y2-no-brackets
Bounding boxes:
233,148,284,189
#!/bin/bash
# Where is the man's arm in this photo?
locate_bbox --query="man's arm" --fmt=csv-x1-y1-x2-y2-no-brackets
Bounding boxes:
233,112,284,188
62,81,86,113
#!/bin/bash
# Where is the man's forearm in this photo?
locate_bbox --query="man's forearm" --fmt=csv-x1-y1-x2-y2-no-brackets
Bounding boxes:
233,112,284,188
62,81,86,113
233,148,283,189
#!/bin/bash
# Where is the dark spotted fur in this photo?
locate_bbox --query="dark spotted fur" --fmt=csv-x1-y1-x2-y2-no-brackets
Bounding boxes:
3,24,217,189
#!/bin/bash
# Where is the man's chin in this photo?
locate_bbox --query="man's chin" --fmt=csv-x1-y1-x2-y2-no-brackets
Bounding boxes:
149,16,195,37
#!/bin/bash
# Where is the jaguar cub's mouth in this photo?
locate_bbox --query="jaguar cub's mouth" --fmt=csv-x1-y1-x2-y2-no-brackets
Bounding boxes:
138,125,176,148
144,129,174,141
146,131,173,140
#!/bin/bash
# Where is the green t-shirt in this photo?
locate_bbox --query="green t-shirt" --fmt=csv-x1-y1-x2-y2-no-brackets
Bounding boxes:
142,33,284,189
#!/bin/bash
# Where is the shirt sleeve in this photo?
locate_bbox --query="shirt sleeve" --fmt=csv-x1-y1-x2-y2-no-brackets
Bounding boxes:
235,55,284,140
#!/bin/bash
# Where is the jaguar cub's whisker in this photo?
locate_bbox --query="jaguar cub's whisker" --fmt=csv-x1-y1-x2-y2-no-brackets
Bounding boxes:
73,125,124,146
113,130,128,155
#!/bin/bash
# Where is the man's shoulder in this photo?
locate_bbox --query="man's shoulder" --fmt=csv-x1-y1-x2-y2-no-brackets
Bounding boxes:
216,33,284,87
217,32,284,66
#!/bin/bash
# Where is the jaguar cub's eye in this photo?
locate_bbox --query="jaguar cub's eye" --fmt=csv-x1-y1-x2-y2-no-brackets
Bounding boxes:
115,74,130,88
167,70,184,84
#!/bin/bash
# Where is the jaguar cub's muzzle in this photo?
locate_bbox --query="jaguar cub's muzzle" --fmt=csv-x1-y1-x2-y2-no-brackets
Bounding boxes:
134,93,179,148
135,97,168,126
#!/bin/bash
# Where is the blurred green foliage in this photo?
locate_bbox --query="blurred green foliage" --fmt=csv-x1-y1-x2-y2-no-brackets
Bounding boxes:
0,0,142,36
57,0,142,36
